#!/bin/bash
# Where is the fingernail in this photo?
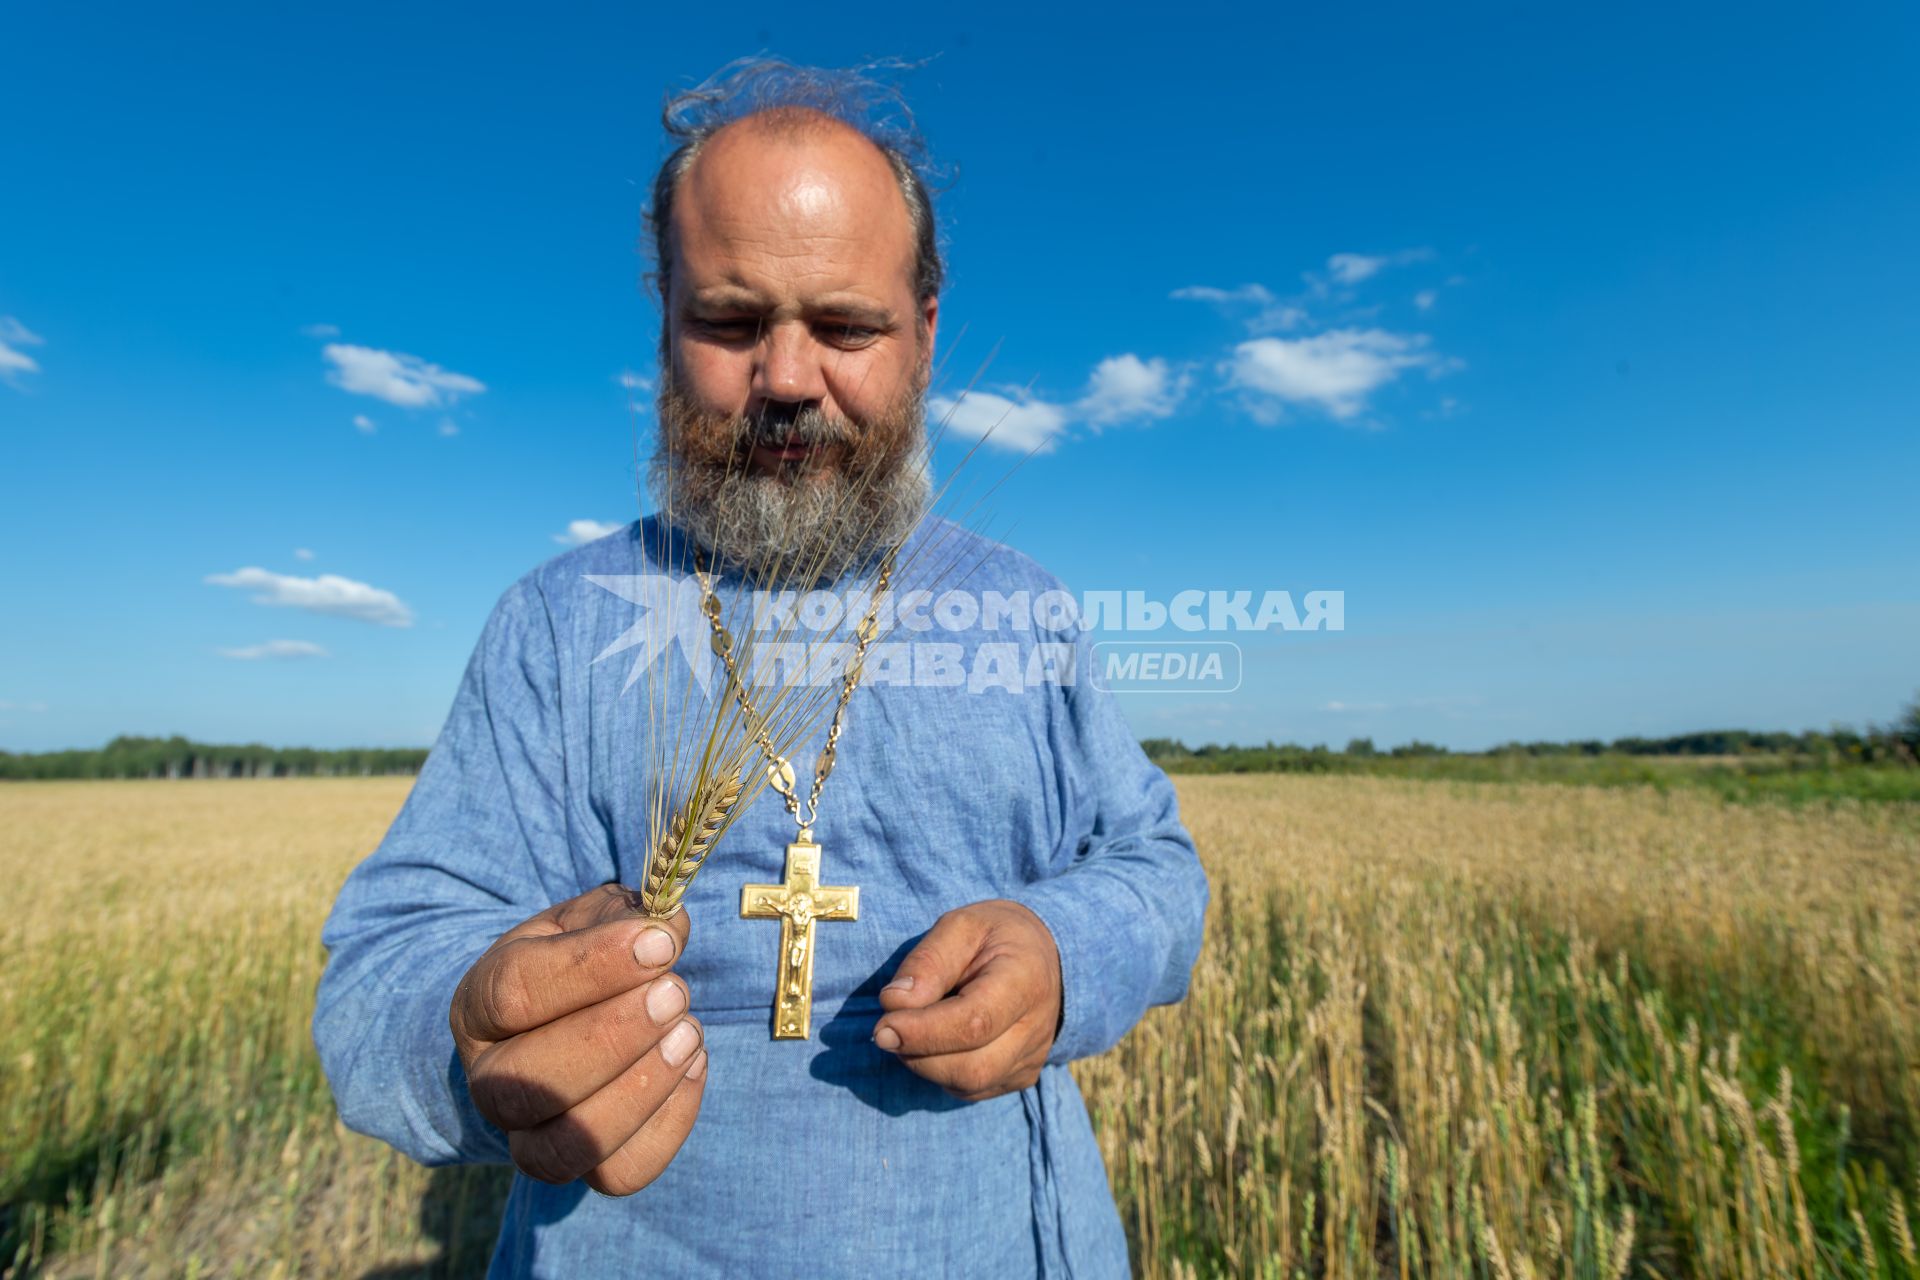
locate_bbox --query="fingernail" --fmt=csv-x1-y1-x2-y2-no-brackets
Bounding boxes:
688,1049,708,1081
646,978,686,1024
881,974,914,993
873,1025,901,1052
634,927,675,967
661,1020,700,1068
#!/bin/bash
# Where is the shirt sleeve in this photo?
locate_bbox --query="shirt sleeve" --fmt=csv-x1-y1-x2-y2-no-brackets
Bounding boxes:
311,574,612,1166
1010,616,1211,1066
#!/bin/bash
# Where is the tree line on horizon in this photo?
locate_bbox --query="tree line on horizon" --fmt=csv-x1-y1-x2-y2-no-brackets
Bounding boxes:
0,735,431,781
1142,697,1919,776
2,697,1914,781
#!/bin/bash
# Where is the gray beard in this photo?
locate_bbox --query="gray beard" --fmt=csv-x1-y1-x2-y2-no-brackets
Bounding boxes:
646,405,931,587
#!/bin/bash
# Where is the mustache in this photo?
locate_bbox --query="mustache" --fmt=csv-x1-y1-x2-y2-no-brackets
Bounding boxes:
653,379,925,479
741,404,856,449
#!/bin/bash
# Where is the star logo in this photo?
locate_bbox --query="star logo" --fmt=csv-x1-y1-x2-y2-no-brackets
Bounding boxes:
582,573,720,694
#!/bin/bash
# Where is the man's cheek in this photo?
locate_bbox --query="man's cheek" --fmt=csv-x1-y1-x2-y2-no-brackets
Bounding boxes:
826,354,902,421
676,347,751,415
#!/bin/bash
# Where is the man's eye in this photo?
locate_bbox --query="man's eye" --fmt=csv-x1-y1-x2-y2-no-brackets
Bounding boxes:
694,318,757,339
824,324,881,346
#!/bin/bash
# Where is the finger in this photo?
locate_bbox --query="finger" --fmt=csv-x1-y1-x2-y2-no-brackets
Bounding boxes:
456,907,690,1045
551,882,666,935
585,1048,710,1197
506,1017,705,1188
875,909,990,1014
896,1040,1023,1102
874,954,1025,1057
468,974,689,1130
495,882,650,945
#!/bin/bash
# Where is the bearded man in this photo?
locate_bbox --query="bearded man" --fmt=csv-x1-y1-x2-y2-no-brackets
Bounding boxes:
314,59,1209,1279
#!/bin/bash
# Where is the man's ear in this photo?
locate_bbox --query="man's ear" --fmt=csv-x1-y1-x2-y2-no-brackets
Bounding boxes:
918,294,940,380
660,308,687,389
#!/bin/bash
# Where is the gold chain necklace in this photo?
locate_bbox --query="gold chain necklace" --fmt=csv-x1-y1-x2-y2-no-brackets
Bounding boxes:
692,548,895,840
693,547,896,1039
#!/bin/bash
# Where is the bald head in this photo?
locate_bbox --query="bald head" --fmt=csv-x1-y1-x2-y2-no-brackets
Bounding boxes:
645,87,944,326
669,111,921,321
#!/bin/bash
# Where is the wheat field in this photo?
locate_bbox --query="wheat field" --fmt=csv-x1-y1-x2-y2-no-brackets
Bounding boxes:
2,777,1917,1277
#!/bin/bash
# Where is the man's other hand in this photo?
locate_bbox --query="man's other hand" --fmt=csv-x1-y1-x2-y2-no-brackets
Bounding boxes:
450,884,707,1196
871,900,1063,1101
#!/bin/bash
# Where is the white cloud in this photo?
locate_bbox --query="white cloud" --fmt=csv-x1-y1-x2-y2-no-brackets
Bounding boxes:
929,390,1071,454
1326,253,1388,285
437,418,460,437
1226,328,1448,421
929,351,1190,452
293,548,315,561
554,518,626,546
0,315,45,384
1251,305,1309,332
300,323,341,338
616,370,653,415
1325,248,1434,287
218,639,330,660
1414,289,1438,311
323,343,485,409
1075,354,1189,426
0,699,49,713
1324,695,1483,716
1170,284,1276,305
205,566,414,627
353,413,376,434
1172,284,1305,333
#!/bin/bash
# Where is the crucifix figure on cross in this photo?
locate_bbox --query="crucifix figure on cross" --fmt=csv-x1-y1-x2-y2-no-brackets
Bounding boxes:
740,837,859,1039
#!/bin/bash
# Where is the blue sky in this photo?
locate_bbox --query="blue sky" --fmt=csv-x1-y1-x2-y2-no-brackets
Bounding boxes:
2,3,1916,753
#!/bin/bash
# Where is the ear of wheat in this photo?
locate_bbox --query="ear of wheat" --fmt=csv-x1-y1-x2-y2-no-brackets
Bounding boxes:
641,764,744,917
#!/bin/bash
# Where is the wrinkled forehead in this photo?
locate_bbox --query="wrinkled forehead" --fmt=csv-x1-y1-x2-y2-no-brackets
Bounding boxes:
670,120,918,302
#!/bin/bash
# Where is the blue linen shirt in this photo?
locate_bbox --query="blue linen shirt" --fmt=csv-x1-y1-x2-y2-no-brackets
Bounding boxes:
313,514,1210,1278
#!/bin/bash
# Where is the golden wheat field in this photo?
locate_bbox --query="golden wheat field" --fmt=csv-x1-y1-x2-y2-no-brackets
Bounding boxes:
2,777,1918,1278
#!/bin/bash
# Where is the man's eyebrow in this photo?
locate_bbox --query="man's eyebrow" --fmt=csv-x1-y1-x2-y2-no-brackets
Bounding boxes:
685,289,895,327
686,287,768,312
807,298,895,327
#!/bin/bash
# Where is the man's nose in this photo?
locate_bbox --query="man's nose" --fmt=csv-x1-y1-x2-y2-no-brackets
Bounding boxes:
749,321,829,410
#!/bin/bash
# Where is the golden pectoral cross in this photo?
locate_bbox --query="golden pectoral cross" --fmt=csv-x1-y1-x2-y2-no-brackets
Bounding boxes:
740,839,858,1040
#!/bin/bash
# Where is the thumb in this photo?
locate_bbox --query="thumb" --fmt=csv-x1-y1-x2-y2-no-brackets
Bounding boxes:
878,908,989,1012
